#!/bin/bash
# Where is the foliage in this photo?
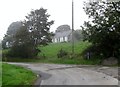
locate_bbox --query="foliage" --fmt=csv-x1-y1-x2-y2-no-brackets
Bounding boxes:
2,42,100,65
25,8,54,46
38,41,91,59
2,25,39,58
2,63,37,86
2,8,54,58
81,45,103,60
57,49,68,58
37,41,99,64
81,1,120,58
2,22,22,49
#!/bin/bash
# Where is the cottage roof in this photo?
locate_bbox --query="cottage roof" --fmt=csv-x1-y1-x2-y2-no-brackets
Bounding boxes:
54,30,72,38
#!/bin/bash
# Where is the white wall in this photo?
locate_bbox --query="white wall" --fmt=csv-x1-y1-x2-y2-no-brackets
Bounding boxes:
52,36,68,43
52,38,57,43
60,37,63,42
65,37,68,42
55,38,57,43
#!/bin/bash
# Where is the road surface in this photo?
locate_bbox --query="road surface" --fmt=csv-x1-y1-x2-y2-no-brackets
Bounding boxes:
7,62,118,85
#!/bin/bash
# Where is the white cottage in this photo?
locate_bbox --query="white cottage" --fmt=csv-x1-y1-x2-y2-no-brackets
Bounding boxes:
52,25,72,43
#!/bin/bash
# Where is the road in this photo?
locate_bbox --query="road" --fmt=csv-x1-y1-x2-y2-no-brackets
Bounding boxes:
7,62,118,85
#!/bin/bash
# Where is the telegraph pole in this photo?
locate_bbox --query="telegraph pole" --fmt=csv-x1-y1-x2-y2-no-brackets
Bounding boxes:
72,0,74,54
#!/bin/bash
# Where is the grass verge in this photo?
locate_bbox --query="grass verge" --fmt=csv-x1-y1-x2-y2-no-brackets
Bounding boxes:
2,63,37,86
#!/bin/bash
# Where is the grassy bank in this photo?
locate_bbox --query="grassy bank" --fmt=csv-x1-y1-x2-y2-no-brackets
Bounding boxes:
38,41,91,58
2,63,37,86
37,41,100,65
2,41,101,65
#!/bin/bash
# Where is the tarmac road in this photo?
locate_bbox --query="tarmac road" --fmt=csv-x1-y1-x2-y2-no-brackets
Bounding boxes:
7,62,118,85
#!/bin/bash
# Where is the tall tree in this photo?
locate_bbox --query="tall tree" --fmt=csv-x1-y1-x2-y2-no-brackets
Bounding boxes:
81,1,120,58
25,8,54,46
9,24,40,58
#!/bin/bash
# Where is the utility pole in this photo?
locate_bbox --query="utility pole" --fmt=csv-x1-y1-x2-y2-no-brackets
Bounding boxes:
72,0,74,54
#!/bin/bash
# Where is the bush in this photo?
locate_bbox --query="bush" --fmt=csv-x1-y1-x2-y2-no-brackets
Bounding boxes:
57,49,68,58
81,45,103,60
6,44,40,58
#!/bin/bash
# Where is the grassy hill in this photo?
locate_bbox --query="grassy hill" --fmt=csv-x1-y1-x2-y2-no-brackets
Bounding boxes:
2,41,101,65
37,41,100,65
38,41,91,59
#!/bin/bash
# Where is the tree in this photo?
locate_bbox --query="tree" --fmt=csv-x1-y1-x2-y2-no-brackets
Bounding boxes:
3,8,54,58
8,25,40,58
81,1,120,58
25,8,54,46
2,21,22,49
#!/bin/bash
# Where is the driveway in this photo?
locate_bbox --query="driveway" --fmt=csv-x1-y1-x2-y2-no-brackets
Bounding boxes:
7,62,118,85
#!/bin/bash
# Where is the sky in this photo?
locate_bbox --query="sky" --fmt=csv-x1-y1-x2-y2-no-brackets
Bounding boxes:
0,0,89,40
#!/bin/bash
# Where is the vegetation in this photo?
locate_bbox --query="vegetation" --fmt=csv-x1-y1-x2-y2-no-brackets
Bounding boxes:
25,8,54,46
57,49,68,58
37,41,100,65
2,22,22,49
82,1,120,59
38,41,90,58
6,25,39,58
2,63,37,86
0,62,1,87
2,8,54,58
2,41,101,65
2,2,119,65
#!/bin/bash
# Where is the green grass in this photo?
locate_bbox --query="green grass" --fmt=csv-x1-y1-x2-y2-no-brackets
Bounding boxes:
2,41,101,65
37,41,100,65
2,63,37,86
38,41,91,59
0,62,2,87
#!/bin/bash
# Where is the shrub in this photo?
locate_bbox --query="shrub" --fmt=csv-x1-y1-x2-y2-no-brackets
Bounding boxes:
81,45,103,60
57,49,68,58
6,44,40,58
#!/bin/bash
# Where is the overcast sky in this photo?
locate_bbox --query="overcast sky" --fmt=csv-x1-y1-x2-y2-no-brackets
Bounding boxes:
0,0,89,40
